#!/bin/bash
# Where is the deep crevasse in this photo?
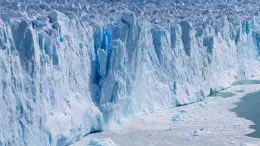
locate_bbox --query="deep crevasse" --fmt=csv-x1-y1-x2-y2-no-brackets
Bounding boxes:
1,11,260,146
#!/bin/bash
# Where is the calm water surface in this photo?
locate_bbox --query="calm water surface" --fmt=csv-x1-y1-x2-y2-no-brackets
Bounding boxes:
231,90,260,138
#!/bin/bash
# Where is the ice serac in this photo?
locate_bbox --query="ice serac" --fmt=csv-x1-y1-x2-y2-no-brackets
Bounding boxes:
96,14,260,124
1,3,260,146
0,12,103,146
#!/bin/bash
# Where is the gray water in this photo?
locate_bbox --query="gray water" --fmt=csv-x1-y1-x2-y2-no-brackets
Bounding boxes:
231,90,260,138
232,80,260,86
210,91,236,98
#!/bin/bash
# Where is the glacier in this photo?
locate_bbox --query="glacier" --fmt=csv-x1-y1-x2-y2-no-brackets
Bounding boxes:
1,0,260,146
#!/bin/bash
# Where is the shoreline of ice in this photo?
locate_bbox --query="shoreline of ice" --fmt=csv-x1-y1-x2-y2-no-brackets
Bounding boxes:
73,77,260,146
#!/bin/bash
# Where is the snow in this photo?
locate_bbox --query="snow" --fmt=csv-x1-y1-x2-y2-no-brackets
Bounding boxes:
1,1,260,146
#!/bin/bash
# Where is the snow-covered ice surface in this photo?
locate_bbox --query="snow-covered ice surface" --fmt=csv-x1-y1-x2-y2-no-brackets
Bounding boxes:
73,78,260,146
1,0,260,146
1,0,260,26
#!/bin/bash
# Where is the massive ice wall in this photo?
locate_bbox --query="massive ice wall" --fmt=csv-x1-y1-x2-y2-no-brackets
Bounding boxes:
0,12,103,146
95,12,260,123
1,5,260,146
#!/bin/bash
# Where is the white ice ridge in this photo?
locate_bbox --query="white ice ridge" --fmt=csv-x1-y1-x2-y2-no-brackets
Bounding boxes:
1,1,260,146
1,0,260,25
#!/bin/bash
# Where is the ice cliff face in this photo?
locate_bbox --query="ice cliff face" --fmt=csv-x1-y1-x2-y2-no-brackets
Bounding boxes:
1,1,260,146
0,12,103,146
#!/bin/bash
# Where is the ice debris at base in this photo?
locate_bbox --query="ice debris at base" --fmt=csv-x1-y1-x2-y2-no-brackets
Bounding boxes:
1,0,260,146
172,114,183,122
192,128,212,137
88,138,117,146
